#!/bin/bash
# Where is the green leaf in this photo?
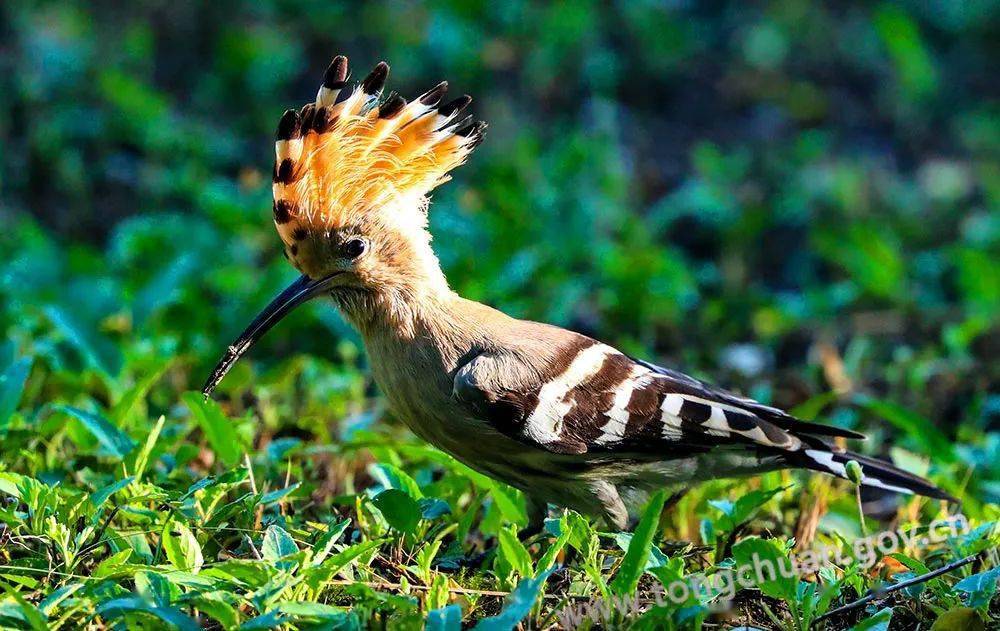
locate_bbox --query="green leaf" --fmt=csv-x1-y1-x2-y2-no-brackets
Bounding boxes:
536,526,572,574
498,527,533,579
133,415,165,483
37,583,83,616
848,607,893,631
0,580,47,631
241,606,357,631
426,573,450,610
0,356,32,430
239,610,289,630
419,497,452,520
93,549,135,578
96,597,199,631
954,567,1000,609
276,601,349,619
186,593,239,629
135,571,173,607
610,489,666,595
42,306,121,376
369,463,423,499
261,525,299,571
485,482,527,526
90,476,134,509
181,392,244,467
162,522,203,573
426,604,462,631
472,567,555,631
930,607,984,631
372,489,421,534
305,539,383,590
311,519,351,566
110,361,169,426
732,537,798,602
873,4,938,99
261,482,300,505
709,486,786,532
204,560,275,588
56,405,136,459
180,468,248,500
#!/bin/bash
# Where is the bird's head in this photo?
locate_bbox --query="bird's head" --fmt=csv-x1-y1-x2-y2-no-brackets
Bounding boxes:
203,55,485,396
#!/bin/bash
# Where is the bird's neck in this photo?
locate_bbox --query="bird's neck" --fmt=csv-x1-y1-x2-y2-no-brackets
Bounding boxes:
333,273,472,347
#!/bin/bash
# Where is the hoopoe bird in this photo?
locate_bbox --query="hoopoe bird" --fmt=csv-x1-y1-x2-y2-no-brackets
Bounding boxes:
204,55,952,530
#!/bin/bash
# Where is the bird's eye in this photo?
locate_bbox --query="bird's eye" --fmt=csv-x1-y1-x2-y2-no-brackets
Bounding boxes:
343,237,367,259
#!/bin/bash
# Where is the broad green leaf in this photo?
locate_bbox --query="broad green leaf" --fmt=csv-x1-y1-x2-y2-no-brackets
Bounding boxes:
239,610,291,630
536,526,573,574
96,597,199,631
110,361,169,426
312,519,351,566
414,539,442,584
262,525,299,571
873,4,938,99
954,567,1000,608
485,482,527,526
613,533,667,571
135,571,173,607
38,583,83,616
0,356,32,430
181,392,244,467
426,573,450,610
849,607,893,631
930,607,984,631
275,601,349,620
90,476,134,509
42,306,121,376
709,486,787,532
186,594,239,629
133,415,165,483
162,522,203,573
92,549,135,578
180,468,248,500
731,537,798,603
0,581,47,631
611,490,666,595
419,497,451,520
57,405,135,459
369,463,423,498
305,539,383,589
319,540,383,576
204,560,275,588
240,601,355,630
498,527,533,578
472,567,555,631
426,604,462,631
261,482,300,505
372,489,420,534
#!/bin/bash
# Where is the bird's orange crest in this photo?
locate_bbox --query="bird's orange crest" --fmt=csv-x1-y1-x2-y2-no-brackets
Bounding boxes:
271,55,485,248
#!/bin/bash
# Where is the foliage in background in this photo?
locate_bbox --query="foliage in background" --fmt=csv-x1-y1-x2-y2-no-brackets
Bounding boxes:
0,0,997,628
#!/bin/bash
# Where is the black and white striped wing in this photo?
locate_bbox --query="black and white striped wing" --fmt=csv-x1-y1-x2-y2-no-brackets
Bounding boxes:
452,336,952,500
454,338,859,457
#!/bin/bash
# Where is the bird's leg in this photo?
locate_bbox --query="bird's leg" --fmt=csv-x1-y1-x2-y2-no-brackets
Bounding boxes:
591,480,629,531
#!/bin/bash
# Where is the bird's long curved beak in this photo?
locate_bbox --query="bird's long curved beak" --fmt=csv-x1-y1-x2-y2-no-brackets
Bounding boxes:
202,273,340,397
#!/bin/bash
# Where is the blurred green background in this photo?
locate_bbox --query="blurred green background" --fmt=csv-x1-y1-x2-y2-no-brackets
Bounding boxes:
1,1,997,497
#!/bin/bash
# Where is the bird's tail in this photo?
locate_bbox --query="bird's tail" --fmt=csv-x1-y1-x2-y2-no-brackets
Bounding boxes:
796,446,955,502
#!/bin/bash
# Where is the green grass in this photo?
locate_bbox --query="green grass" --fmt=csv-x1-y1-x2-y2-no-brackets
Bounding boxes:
1,1,998,628
0,254,996,628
